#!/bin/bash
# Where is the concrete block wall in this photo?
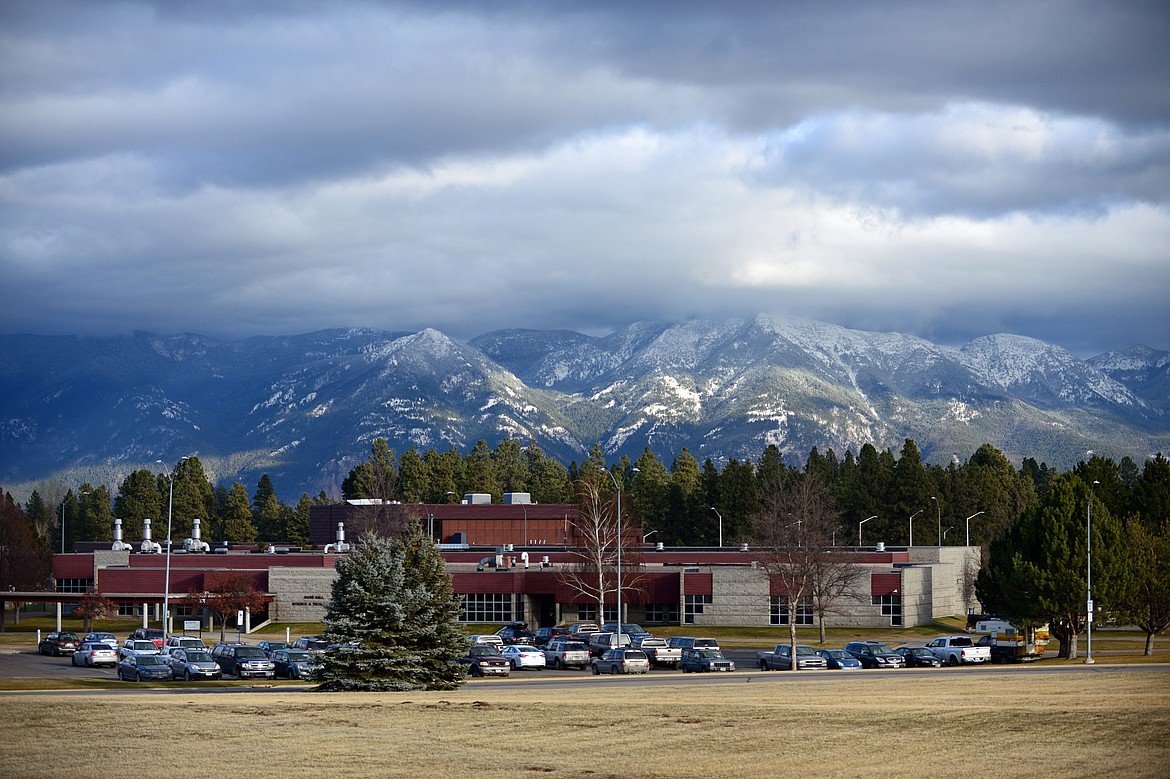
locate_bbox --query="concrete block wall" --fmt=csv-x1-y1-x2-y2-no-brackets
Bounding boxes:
692,566,770,626
268,567,337,622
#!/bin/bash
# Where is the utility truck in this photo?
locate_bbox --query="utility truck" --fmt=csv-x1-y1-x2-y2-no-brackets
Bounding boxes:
972,619,1050,663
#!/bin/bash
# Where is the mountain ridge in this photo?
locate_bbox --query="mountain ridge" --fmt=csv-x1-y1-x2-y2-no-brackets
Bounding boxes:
1,316,1166,500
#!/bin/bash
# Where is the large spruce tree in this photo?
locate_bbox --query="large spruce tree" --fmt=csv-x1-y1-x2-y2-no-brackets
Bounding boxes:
316,522,466,691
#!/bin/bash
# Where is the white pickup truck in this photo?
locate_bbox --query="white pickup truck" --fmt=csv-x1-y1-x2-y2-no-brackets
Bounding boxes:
926,635,991,666
635,637,681,668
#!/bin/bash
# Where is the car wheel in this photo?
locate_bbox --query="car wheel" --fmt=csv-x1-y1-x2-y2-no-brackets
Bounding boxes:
758,660,767,671
181,668,189,681
71,655,78,666
591,664,600,675
553,658,561,670
948,655,959,667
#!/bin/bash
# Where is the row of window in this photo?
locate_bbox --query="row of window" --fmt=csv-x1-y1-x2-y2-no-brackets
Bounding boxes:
457,592,903,626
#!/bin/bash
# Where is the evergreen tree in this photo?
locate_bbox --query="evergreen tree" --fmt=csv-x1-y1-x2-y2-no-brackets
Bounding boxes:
424,447,463,502
1114,518,1170,655
464,440,500,499
492,438,528,494
288,494,315,547
24,490,52,542
114,470,163,543
976,474,1123,659
718,457,759,545
75,484,114,543
666,448,703,545
342,439,399,501
317,523,466,692
630,448,670,537
221,483,258,543
252,475,283,540
1134,453,1170,531
397,446,430,503
163,456,215,540
525,441,573,503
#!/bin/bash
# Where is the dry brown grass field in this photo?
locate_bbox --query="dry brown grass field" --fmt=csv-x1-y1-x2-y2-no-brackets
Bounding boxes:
2,669,1167,778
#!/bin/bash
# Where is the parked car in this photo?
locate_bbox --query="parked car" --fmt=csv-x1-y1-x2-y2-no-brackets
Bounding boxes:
291,636,329,653
500,644,546,670
587,631,633,657
591,648,650,675
533,626,572,647
758,643,827,671
543,639,590,670
118,639,160,660
601,623,652,644
843,641,906,669
458,645,511,677
164,636,207,652
495,622,537,645
131,628,165,648
894,646,943,668
469,634,504,648
82,631,119,649
815,649,863,670
666,636,720,651
211,642,276,679
272,649,323,679
38,632,80,657
72,641,118,668
256,641,289,657
166,648,223,680
565,622,600,642
680,647,735,672
118,653,174,681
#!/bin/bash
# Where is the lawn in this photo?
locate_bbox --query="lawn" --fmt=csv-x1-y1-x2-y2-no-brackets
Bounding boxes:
1,669,1167,778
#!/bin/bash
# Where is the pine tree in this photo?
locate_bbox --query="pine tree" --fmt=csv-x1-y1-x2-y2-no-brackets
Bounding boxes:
114,470,164,543
221,483,258,543
316,522,466,692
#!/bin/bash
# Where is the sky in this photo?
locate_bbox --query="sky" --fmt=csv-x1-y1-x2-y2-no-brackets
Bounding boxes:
1,1,1168,357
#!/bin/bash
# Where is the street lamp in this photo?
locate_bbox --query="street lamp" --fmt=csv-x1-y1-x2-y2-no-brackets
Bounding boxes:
965,511,985,547
1086,480,1099,665
158,457,190,648
859,515,876,547
710,507,723,548
909,509,923,548
931,496,941,547
601,467,636,642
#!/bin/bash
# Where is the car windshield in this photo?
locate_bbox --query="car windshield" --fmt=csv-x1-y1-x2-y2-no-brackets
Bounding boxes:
823,650,847,658
138,655,167,666
697,650,722,659
871,643,895,654
623,650,647,660
186,651,214,662
265,642,288,650
131,641,156,650
911,648,932,656
60,633,79,641
287,651,314,662
236,647,266,658
143,630,163,638
563,642,587,651
949,637,973,647
795,646,816,656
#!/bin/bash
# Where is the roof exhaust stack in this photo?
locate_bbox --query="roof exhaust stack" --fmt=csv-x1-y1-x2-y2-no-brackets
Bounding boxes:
111,518,133,551
140,518,161,554
324,522,351,554
183,517,211,553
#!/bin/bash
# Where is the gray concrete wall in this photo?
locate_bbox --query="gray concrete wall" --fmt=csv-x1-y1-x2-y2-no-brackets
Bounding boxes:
268,567,336,622
692,565,770,626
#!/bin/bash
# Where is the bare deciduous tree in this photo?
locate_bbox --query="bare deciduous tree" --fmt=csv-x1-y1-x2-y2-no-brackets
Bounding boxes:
756,470,862,659
558,479,644,626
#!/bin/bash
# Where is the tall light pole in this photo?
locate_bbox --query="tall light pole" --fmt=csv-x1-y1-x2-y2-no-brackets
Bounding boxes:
601,467,636,642
909,509,923,548
710,507,723,548
859,515,876,547
931,496,941,546
158,457,189,648
1086,480,1099,665
965,511,984,547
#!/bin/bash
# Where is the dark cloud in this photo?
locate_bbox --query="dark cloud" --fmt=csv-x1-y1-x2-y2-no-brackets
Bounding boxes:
1,0,1168,356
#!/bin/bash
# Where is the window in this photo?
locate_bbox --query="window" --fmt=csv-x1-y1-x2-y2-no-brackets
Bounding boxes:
873,594,903,626
174,605,196,617
118,604,141,617
770,596,813,626
55,579,93,593
460,593,513,623
644,603,679,624
575,605,597,621
684,595,711,624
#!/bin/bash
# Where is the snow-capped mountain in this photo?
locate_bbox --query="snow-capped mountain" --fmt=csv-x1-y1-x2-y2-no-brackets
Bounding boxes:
1,316,1166,499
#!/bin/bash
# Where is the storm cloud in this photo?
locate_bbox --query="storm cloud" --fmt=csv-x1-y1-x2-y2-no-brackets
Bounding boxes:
2,0,1167,355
